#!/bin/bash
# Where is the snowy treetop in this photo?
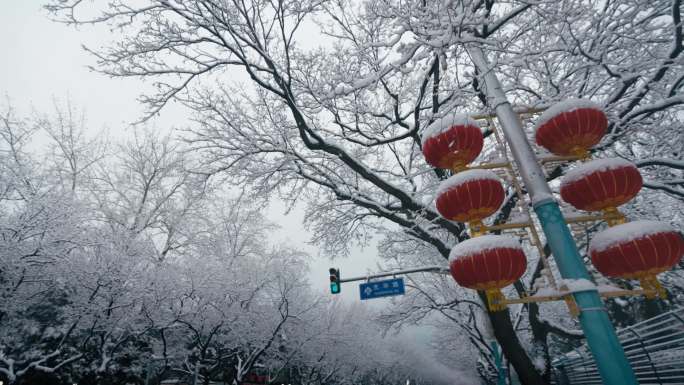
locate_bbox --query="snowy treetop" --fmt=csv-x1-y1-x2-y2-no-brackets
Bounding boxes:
448,235,522,262
589,220,679,253
534,98,603,132
562,157,637,185
437,169,502,196
421,113,479,144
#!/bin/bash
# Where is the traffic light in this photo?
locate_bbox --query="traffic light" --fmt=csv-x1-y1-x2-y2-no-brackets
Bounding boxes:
329,268,341,294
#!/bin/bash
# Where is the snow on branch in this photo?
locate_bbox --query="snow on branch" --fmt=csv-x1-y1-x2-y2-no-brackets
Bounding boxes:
635,158,684,170
643,180,684,198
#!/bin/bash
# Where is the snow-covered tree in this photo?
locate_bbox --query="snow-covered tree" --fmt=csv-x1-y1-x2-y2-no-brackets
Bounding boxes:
34,0,684,383
1,102,432,385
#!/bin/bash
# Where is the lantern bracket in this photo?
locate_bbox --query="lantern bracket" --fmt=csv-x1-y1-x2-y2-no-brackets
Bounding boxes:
565,214,605,224
468,161,510,170
476,212,624,236
538,154,587,165
469,155,588,169
494,288,659,309
484,220,532,232
471,212,623,237
563,211,627,227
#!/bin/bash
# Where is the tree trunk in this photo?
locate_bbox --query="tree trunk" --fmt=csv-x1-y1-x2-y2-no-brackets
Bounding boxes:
482,292,547,385
528,301,552,383
642,297,665,319
192,362,200,385
517,267,552,383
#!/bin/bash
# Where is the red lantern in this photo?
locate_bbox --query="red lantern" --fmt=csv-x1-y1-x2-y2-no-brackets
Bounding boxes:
449,235,527,311
435,170,504,229
589,221,684,298
422,113,483,170
560,158,642,225
534,99,607,157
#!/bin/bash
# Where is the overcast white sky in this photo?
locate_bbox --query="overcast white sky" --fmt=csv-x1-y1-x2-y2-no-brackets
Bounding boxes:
0,1,406,305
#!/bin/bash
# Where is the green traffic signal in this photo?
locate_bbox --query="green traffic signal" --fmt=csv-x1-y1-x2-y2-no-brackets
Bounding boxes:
329,268,341,294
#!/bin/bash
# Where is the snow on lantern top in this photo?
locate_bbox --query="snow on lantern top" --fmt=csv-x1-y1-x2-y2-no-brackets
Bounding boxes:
421,113,479,144
588,221,683,298
435,169,506,225
589,220,679,254
448,235,522,262
534,99,602,131
561,158,637,185
437,169,502,196
421,113,483,170
534,98,607,157
560,157,642,217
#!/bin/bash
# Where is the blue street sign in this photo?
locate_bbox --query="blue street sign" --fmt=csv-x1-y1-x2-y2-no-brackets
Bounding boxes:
359,278,405,300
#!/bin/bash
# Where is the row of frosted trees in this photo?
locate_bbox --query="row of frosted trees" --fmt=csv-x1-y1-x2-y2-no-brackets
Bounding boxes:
0,104,431,385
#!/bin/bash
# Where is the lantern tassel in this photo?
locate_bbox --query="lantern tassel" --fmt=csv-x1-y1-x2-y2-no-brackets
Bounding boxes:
570,146,591,160
450,160,468,173
485,289,507,312
602,206,626,227
639,275,667,299
468,220,487,237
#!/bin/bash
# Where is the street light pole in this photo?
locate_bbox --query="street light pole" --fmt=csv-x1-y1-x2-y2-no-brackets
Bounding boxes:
466,46,638,385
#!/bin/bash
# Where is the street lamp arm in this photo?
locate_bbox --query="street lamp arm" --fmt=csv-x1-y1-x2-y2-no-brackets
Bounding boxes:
339,265,449,283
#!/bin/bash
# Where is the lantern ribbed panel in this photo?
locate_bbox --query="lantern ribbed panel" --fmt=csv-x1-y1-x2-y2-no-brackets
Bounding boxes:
589,224,684,279
435,178,504,222
560,163,642,211
449,246,527,290
422,123,483,169
535,107,607,156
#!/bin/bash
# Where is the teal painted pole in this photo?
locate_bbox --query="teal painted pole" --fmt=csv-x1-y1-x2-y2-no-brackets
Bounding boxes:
467,46,638,385
535,202,637,384
490,341,507,385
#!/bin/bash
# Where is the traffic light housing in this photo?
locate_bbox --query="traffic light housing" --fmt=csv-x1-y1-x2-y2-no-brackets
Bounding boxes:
329,268,341,294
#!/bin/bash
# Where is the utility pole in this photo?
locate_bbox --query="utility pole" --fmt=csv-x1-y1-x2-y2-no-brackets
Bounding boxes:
466,46,638,385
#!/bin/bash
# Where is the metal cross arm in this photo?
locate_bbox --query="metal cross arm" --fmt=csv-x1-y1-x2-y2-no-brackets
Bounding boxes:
497,288,658,306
